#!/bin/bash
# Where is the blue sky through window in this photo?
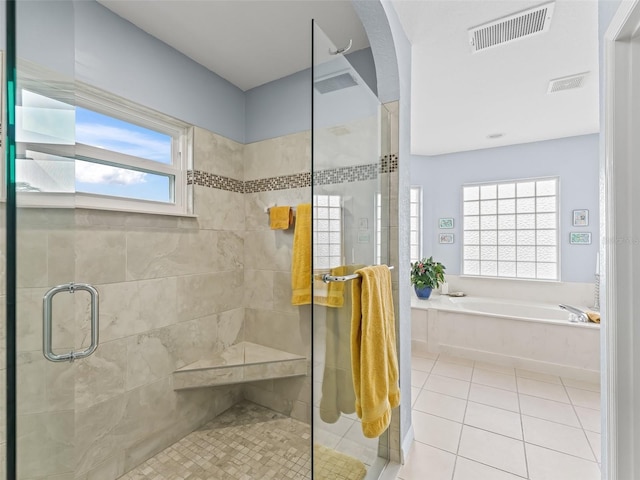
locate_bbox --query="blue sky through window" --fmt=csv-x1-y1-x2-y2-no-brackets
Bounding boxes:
75,107,174,202
76,108,172,163
75,160,172,203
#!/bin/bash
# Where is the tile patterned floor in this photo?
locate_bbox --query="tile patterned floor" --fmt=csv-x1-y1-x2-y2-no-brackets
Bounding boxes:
395,352,601,480
118,401,311,480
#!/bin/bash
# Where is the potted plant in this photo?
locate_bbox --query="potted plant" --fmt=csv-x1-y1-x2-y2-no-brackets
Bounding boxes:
411,256,446,299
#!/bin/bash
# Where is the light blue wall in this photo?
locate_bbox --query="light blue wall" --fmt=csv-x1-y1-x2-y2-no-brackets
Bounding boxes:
74,1,246,143
245,47,378,144
411,134,600,283
12,0,246,143
11,0,379,145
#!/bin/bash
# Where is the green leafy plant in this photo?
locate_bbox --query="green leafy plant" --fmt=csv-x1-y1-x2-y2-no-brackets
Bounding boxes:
411,256,446,289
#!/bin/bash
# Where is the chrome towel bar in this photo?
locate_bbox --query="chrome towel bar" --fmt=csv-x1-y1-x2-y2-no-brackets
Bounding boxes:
318,266,394,284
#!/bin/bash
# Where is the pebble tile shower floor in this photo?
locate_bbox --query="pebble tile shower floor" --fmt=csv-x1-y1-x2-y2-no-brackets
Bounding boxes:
118,402,311,480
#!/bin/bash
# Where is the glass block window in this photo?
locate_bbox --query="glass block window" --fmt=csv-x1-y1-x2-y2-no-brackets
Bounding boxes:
313,194,342,270
410,186,423,263
462,177,559,280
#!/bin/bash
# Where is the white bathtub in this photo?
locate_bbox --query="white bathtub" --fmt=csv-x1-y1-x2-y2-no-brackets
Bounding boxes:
450,296,595,324
411,294,600,382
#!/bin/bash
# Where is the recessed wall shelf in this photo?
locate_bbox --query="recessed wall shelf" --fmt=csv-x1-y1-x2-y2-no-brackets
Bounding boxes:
172,342,307,390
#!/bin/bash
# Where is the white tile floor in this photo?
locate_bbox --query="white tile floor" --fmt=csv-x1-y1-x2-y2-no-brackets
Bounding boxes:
396,352,601,480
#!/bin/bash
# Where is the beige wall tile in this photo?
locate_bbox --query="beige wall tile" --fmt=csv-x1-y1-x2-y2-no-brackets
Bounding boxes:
76,338,127,411
193,127,244,179
85,453,125,480
126,334,175,391
243,383,294,416
244,230,293,272
216,308,245,349
194,186,245,231
17,287,75,352
48,231,76,286
272,271,299,315
17,230,48,288
76,230,126,285
177,270,244,322
244,131,310,181
244,308,310,357
243,269,274,310
75,393,127,476
17,410,74,478
126,229,243,280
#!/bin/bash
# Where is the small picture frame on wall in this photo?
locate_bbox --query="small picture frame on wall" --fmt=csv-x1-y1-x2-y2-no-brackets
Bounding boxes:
439,233,454,244
572,209,589,227
570,232,592,245
439,218,454,229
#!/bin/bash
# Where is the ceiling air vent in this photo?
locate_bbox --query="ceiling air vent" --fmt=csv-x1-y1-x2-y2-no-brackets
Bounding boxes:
547,72,589,93
313,71,358,94
469,2,555,53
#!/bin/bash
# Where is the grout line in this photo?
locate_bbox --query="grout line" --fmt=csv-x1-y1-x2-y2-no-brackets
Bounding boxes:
411,357,602,480
450,358,475,480
560,377,600,463
524,441,602,464
455,453,530,479
516,376,530,479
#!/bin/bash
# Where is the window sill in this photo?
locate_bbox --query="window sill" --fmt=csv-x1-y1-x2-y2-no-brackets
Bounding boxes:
6,193,197,219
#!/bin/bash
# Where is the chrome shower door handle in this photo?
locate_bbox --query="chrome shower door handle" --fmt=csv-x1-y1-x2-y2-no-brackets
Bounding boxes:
43,282,100,362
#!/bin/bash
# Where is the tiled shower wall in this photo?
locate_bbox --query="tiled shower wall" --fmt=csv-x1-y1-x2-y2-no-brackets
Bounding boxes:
13,122,249,478
192,127,313,423
5,112,401,478
4,124,315,480
242,131,313,422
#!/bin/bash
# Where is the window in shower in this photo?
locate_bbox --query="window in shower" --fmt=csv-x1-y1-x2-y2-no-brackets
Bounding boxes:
16,84,190,215
313,194,343,270
462,177,559,280
410,186,423,263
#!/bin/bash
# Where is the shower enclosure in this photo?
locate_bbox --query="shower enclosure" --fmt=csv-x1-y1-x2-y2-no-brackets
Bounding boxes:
2,4,398,479
311,20,394,480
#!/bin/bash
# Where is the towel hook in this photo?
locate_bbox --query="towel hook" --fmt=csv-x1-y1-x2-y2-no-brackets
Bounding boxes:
329,39,352,55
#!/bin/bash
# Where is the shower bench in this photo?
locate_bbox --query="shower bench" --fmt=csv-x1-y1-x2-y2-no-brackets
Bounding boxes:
172,341,307,390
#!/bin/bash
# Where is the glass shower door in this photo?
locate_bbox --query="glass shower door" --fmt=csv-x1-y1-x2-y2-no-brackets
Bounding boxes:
7,2,88,478
312,20,393,480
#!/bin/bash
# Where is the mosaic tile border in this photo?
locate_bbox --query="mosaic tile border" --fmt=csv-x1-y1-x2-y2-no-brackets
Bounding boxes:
188,154,398,193
187,170,244,193
245,172,312,193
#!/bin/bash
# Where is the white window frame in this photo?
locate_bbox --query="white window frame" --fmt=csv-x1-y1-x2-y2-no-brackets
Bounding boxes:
14,70,192,216
461,176,560,280
410,186,423,263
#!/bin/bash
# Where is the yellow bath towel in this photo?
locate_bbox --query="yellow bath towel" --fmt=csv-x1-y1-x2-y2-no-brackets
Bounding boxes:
269,206,293,230
319,265,361,423
351,265,400,438
314,265,347,308
291,203,312,305
587,311,600,323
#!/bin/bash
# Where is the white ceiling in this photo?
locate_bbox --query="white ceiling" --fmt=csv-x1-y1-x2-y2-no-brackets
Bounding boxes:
392,0,600,156
97,0,370,92
98,0,599,156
